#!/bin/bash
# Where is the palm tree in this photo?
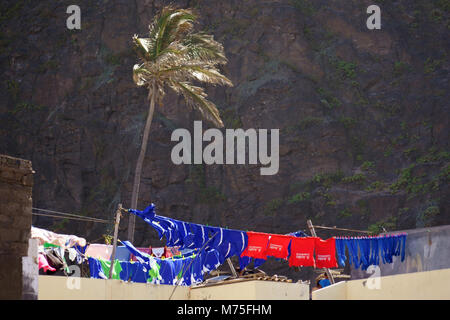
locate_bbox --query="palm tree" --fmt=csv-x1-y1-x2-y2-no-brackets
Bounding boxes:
128,6,233,242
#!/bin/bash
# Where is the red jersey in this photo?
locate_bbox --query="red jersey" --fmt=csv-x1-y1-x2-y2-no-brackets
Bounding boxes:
241,232,269,260
315,237,338,268
266,234,292,259
288,237,317,267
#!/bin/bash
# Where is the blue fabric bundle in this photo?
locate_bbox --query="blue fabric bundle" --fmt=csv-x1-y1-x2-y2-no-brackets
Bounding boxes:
129,204,312,272
128,205,248,265
335,234,407,270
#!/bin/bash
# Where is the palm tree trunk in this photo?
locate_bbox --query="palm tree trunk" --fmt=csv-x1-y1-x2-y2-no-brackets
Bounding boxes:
128,80,156,242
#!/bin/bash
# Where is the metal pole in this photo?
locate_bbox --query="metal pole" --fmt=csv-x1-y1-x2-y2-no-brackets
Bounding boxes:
109,203,122,279
307,219,335,284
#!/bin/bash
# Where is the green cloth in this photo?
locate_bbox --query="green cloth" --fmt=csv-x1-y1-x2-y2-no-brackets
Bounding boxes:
44,242,60,248
98,259,123,280
147,260,161,283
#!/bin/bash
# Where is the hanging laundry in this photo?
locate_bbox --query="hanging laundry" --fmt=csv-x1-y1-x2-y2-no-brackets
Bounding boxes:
315,237,338,269
359,237,372,270
180,257,193,286
159,259,177,285
118,261,132,282
351,238,362,268
208,227,248,263
203,248,221,274
241,232,269,260
286,230,308,238
266,234,292,259
121,241,151,263
115,246,131,262
239,256,252,270
97,259,123,280
38,253,56,272
288,237,317,267
85,244,113,261
67,248,78,262
369,237,379,266
400,234,406,262
44,247,67,272
31,226,86,248
128,261,150,283
152,247,164,258
88,257,107,279
335,234,407,270
130,247,152,262
190,253,206,284
335,237,347,267
128,203,409,274
62,248,89,277
173,220,195,249
187,223,208,248
164,246,181,258
147,259,162,284
172,259,185,284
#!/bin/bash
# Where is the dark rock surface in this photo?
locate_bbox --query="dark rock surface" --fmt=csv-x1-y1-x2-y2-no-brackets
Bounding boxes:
0,0,448,282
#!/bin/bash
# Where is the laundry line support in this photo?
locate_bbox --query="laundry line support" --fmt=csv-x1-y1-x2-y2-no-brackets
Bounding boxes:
109,203,123,279
169,231,219,300
307,219,335,284
226,258,238,278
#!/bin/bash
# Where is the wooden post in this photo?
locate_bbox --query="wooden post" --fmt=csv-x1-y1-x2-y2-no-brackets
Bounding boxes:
109,203,122,279
169,232,219,300
226,258,238,278
307,219,335,284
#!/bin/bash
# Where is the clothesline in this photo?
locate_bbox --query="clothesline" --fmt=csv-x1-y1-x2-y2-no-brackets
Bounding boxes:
127,204,408,273
312,225,372,234
127,205,339,270
32,207,111,224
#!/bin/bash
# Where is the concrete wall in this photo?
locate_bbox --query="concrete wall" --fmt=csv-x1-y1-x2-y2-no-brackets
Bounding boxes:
351,225,450,280
0,155,35,299
38,276,309,300
190,280,309,300
38,276,190,300
22,239,39,299
311,281,347,300
313,268,450,300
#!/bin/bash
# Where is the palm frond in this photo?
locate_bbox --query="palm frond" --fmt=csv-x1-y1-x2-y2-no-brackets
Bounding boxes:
153,7,196,58
132,35,153,60
171,81,224,128
159,64,233,87
182,32,228,64
133,64,147,86
160,10,196,48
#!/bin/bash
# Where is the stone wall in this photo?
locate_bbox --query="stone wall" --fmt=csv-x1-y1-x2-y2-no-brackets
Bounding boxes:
0,154,34,299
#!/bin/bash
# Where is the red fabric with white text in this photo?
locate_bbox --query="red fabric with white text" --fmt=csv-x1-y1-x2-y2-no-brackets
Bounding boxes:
266,234,292,259
240,232,269,260
288,237,317,267
314,237,338,268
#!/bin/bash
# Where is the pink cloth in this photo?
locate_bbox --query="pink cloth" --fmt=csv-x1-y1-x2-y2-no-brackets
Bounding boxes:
85,244,113,260
38,253,56,272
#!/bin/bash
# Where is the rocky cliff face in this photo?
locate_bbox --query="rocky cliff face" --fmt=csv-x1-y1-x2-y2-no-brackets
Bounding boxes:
1,0,448,281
